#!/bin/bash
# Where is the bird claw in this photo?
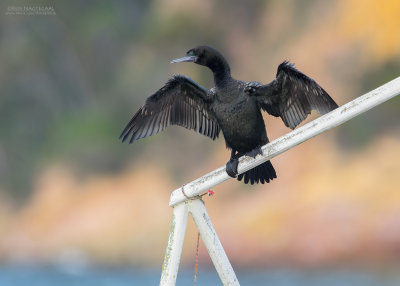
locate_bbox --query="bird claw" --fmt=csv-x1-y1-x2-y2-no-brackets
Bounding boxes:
226,158,239,178
245,146,263,158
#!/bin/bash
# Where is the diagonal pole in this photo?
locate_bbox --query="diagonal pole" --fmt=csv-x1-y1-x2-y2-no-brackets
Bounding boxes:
188,199,240,286
169,76,400,206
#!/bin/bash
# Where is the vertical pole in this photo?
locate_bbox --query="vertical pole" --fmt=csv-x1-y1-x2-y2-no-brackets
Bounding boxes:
160,202,189,286
188,199,240,286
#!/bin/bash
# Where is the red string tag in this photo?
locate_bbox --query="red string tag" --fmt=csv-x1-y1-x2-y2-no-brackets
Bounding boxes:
207,190,215,196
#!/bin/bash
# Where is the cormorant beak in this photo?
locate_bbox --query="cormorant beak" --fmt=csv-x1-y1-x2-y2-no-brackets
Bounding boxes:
170,55,196,63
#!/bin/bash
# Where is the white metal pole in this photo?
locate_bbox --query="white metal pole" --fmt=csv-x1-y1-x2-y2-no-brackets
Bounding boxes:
188,199,240,286
159,76,400,285
169,76,400,206
160,202,189,286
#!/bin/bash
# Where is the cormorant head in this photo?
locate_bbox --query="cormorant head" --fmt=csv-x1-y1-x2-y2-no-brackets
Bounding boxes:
171,46,231,85
171,46,227,69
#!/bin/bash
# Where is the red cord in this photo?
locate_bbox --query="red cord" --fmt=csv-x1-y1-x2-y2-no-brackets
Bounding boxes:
194,231,200,286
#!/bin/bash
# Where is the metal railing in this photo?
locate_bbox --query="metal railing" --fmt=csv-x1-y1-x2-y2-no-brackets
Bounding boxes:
159,76,400,286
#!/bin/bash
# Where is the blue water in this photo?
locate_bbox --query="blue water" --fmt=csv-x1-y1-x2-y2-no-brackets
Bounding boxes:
1,265,400,286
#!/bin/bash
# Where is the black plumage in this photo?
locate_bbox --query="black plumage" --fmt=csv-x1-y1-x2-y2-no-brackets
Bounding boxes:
120,46,338,185
120,75,219,142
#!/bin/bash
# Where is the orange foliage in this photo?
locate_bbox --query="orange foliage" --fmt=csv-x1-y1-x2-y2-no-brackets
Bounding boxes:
338,0,400,62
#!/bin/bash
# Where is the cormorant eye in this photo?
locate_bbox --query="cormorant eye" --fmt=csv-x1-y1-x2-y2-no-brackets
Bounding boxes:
188,51,194,56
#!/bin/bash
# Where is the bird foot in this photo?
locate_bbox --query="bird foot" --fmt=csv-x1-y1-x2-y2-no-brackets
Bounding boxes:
226,158,239,178
245,146,263,158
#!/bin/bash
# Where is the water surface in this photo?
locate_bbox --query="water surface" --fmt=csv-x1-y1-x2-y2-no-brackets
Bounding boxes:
1,265,400,286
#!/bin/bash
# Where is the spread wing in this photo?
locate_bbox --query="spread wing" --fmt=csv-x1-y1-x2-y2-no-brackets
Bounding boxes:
120,75,220,143
252,61,338,129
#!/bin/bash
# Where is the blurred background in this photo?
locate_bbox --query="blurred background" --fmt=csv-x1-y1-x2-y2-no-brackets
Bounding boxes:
1,0,400,285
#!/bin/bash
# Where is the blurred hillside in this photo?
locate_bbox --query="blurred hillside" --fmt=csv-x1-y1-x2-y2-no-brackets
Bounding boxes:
0,0,399,268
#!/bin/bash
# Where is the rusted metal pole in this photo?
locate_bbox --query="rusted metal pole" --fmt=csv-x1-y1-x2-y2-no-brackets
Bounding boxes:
160,76,400,285
160,202,189,286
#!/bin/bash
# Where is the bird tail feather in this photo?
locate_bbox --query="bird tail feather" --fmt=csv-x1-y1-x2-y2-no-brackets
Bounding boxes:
237,160,277,185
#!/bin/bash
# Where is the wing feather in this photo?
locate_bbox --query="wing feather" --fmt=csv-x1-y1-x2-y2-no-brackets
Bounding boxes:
253,61,338,129
120,75,220,143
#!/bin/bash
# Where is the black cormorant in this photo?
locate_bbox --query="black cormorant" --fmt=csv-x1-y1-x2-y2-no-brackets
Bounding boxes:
120,46,338,185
